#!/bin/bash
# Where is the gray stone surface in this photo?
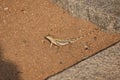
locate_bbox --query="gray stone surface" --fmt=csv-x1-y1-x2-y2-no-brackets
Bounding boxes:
48,42,120,80
48,0,120,80
50,0,120,33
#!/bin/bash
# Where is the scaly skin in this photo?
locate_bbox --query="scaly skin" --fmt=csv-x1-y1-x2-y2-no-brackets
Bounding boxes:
45,35,81,47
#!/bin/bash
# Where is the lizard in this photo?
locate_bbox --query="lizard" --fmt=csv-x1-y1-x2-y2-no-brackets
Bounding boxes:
45,34,83,47
44,28,99,47
44,29,99,53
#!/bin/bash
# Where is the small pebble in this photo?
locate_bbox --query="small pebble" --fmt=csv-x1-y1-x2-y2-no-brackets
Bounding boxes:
4,7,8,11
84,45,89,50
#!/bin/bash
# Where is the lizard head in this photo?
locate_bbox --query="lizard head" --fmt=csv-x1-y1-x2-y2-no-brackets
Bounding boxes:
44,34,55,42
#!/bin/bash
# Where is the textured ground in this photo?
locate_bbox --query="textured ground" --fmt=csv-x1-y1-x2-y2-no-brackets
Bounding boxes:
48,0,120,80
48,42,120,80
0,0,119,80
51,0,120,33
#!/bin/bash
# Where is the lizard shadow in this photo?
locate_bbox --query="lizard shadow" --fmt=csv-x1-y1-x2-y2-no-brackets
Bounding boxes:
0,46,22,80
